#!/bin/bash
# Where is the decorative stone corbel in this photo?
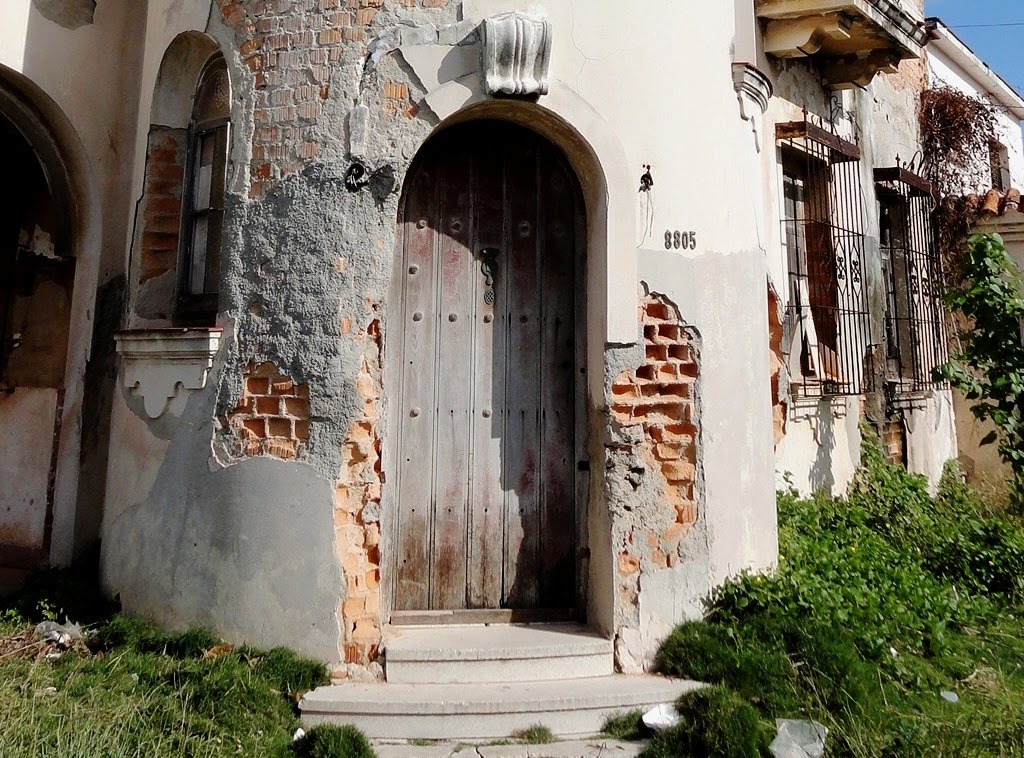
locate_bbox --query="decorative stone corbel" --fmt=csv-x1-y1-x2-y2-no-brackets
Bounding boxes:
821,50,903,90
482,12,552,96
732,63,773,152
116,328,222,420
763,14,853,58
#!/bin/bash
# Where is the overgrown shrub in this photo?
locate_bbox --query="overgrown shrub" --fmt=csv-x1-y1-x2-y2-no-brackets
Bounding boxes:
938,233,1024,499
655,435,1024,756
292,725,375,758
641,686,766,758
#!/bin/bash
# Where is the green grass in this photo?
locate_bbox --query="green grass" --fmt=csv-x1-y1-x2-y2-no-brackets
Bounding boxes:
511,724,556,744
601,709,649,741
642,686,766,758
654,435,1024,757
0,560,353,758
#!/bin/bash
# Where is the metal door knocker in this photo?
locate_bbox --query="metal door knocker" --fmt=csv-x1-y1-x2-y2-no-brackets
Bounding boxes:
480,247,500,305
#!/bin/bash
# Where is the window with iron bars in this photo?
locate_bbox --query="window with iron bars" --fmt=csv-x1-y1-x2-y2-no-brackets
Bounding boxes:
777,119,872,399
874,167,949,402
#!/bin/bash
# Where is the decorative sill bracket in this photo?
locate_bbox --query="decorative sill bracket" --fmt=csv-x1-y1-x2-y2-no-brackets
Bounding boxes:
733,63,774,151
116,328,222,420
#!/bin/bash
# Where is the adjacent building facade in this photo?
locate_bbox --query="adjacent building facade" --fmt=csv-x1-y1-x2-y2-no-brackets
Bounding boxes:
2,0,1005,705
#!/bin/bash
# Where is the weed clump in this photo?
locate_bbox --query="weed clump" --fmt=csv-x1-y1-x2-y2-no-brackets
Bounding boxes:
601,710,648,741
292,724,375,758
512,724,556,744
642,686,766,758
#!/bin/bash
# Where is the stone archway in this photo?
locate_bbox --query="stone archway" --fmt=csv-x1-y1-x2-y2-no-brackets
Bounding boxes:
0,64,99,572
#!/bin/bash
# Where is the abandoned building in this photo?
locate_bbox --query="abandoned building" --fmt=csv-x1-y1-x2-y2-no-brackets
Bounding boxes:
1,0,1017,739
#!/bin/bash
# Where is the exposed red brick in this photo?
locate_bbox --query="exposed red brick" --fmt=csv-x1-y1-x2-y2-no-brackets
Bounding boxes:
228,362,311,460
612,294,702,587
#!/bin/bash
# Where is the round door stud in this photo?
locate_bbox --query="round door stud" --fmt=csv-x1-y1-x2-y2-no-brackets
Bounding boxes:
482,409,492,418
412,311,423,322
409,264,419,275
483,313,494,323
449,313,458,322
410,407,421,417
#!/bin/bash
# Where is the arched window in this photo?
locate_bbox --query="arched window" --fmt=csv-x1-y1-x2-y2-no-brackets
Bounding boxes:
178,55,229,324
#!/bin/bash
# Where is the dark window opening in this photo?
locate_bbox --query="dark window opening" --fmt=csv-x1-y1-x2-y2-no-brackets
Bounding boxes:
777,118,872,398
874,167,948,401
177,56,230,326
989,141,1010,192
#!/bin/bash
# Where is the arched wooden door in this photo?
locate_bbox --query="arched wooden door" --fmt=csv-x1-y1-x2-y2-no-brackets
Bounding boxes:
392,121,585,615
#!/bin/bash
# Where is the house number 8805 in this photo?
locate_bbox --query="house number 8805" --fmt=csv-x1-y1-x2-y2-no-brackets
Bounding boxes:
665,230,697,250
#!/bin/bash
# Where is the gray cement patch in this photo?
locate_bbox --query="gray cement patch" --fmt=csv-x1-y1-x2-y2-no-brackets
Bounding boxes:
32,0,95,30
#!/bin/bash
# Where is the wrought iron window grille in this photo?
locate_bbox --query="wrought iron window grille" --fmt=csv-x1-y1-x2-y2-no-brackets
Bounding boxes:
777,112,872,399
874,162,949,409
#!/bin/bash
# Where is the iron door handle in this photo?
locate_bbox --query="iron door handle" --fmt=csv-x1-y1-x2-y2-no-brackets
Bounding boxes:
480,248,500,287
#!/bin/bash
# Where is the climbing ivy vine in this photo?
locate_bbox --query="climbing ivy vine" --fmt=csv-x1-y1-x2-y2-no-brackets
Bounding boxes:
937,233,1024,497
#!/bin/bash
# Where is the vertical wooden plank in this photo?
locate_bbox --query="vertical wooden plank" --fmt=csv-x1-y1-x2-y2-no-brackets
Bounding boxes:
430,144,474,609
468,136,507,609
573,177,590,618
395,155,440,610
538,153,578,608
503,132,542,608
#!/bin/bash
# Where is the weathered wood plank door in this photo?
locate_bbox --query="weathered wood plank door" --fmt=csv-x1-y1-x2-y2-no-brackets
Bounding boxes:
393,121,582,613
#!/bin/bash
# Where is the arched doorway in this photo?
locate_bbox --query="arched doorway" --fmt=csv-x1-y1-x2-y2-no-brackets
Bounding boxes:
0,108,75,571
391,121,586,617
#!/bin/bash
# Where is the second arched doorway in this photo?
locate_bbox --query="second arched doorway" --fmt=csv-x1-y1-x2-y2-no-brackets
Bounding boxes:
391,120,587,618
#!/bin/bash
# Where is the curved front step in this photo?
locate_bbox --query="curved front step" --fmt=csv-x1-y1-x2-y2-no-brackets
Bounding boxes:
300,676,703,740
384,623,614,684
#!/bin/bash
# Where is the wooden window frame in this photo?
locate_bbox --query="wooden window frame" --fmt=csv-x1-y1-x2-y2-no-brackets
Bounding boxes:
176,60,230,327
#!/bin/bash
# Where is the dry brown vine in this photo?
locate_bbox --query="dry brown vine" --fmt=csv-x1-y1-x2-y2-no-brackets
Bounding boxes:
919,86,1000,283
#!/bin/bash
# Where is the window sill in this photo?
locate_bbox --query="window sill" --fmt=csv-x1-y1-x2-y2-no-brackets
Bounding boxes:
115,328,223,420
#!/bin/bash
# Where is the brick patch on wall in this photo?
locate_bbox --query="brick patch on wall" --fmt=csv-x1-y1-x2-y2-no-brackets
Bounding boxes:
768,283,787,448
213,0,448,198
139,127,186,283
610,290,700,667
882,419,906,467
612,295,700,537
226,362,311,459
333,318,384,672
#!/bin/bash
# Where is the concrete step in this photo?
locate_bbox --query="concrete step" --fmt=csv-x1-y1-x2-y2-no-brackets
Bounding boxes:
300,675,703,740
373,737,646,757
384,623,614,684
